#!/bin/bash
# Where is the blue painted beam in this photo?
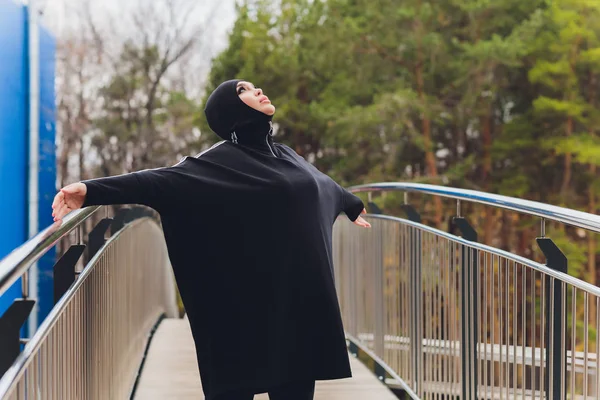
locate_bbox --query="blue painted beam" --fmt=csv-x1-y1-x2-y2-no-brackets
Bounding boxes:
0,0,28,318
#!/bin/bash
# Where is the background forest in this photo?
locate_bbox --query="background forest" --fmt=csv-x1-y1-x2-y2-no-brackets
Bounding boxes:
57,0,600,288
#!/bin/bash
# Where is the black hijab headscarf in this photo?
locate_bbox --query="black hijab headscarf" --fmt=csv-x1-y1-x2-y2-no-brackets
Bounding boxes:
204,79,274,145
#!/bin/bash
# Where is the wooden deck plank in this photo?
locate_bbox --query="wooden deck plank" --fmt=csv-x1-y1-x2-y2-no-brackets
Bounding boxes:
133,318,397,400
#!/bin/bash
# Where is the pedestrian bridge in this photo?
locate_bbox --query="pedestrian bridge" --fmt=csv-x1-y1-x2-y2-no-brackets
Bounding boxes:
132,317,396,400
1,182,599,399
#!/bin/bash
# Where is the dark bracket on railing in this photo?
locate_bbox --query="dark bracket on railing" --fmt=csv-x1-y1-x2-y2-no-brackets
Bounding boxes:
374,363,386,382
128,206,155,221
453,217,478,400
54,244,86,304
0,299,35,378
400,205,421,223
348,340,359,357
110,208,130,235
453,217,478,242
447,216,455,235
367,201,383,215
346,338,417,400
86,218,113,263
536,237,567,400
111,206,156,236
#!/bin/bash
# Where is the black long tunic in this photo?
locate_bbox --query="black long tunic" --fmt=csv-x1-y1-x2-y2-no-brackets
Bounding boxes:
81,139,365,398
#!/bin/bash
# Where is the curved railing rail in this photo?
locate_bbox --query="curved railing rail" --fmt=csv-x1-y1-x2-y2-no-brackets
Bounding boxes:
3,182,598,399
349,182,600,233
336,182,600,400
0,206,101,298
0,217,177,399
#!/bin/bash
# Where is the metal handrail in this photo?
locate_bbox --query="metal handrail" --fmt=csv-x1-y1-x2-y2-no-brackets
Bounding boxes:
373,213,600,299
0,206,100,297
333,212,600,399
349,182,600,233
0,215,125,395
0,217,178,399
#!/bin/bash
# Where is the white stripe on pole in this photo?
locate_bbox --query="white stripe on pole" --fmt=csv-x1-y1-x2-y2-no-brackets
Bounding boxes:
28,0,40,337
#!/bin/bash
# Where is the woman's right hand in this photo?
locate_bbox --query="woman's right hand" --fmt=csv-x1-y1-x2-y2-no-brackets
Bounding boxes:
352,208,371,228
52,182,87,221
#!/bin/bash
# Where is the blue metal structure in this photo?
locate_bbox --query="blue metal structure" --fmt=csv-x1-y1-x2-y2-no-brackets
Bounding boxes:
0,0,28,318
0,0,56,328
37,26,57,323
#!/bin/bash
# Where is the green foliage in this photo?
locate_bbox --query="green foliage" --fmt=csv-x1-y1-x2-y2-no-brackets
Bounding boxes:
199,0,600,282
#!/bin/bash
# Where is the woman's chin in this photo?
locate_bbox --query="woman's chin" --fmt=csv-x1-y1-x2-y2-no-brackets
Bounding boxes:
262,104,276,115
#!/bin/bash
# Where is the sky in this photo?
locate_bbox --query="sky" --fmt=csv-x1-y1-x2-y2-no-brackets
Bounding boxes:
37,0,236,54
35,0,238,98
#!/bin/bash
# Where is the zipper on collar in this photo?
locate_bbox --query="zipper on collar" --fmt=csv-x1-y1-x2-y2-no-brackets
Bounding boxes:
265,121,277,157
265,136,277,157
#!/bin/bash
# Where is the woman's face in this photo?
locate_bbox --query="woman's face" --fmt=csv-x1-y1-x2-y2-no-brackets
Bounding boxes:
236,81,276,116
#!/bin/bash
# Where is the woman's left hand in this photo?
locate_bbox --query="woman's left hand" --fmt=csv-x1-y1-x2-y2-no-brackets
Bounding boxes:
353,209,371,228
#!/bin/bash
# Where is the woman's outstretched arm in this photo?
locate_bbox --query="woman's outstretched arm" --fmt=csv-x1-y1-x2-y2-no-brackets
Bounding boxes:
338,184,370,227
52,158,188,220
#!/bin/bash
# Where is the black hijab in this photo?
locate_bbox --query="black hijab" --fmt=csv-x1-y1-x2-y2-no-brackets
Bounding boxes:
204,79,274,146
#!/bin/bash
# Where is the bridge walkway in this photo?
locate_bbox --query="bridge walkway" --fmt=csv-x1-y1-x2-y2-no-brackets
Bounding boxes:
133,317,397,400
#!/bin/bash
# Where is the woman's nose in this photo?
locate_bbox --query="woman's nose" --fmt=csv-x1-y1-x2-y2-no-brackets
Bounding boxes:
255,88,263,96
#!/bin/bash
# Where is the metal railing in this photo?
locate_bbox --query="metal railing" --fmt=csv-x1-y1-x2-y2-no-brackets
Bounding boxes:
0,207,100,298
333,182,600,400
350,182,600,233
0,209,177,399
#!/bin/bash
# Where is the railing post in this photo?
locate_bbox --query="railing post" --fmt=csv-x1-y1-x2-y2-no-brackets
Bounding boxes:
410,225,423,395
374,220,385,358
454,217,478,400
536,237,567,400
402,200,423,395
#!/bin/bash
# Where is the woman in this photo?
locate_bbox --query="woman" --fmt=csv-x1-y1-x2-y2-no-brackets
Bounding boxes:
52,79,371,400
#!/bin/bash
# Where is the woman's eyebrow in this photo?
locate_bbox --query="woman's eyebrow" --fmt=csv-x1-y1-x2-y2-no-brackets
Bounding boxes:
237,82,255,89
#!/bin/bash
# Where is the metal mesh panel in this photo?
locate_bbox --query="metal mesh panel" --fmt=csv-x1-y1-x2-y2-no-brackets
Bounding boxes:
0,218,177,399
334,215,600,400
